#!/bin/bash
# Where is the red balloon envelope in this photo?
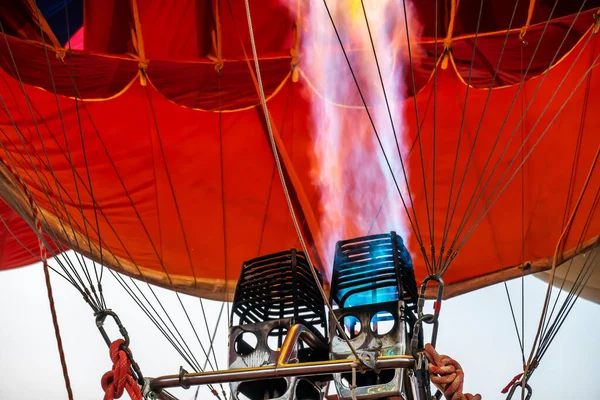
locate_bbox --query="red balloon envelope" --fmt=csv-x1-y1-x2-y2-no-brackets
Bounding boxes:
0,0,598,300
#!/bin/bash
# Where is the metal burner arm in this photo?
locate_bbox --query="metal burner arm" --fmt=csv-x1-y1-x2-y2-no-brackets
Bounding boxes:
147,323,414,396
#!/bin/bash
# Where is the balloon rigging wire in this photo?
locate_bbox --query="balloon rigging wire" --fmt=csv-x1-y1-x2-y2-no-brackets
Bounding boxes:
448,9,599,268
257,81,294,256
33,2,107,308
431,0,439,270
540,34,598,341
144,88,228,393
542,36,597,346
41,8,226,381
438,0,494,269
520,37,526,369
440,0,590,272
524,144,600,388
0,24,105,311
440,0,563,268
60,0,105,297
0,31,220,386
107,270,224,397
13,5,228,394
217,65,231,339
0,211,73,283
0,1,597,396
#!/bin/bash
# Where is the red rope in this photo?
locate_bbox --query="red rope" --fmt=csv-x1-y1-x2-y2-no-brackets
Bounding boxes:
22,162,75,400
424,344,482,400
43,257,75,400
101,339,143,400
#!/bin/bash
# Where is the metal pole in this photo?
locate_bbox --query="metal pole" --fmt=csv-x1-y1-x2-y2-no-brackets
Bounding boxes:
149,356,415,392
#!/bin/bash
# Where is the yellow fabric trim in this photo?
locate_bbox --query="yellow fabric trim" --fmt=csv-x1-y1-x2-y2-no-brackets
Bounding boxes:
144,71,292,113
448,21,597,91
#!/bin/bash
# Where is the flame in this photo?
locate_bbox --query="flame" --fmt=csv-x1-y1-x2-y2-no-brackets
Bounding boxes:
288,0,422,269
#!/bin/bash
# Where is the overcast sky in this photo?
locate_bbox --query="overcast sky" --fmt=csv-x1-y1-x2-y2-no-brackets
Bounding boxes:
0,253,598,399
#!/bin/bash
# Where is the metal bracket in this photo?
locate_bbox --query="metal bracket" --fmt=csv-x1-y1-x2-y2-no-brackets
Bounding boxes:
357,351,378,373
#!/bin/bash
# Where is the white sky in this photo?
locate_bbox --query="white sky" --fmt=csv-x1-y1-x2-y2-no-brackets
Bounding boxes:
0,253,598,400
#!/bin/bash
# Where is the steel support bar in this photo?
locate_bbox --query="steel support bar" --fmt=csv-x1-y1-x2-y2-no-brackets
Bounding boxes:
149,356,415,392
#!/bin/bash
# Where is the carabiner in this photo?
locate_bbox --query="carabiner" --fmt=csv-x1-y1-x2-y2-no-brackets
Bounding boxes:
411,275,444,352
95,309,130,348
418,275,444,323
506,381,532,400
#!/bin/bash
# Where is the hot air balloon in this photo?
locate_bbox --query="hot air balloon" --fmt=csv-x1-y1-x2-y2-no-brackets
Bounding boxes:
0,0,599,399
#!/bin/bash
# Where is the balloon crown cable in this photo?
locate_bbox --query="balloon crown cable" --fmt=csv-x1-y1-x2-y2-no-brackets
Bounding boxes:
228,249,330,400
329,231,420,400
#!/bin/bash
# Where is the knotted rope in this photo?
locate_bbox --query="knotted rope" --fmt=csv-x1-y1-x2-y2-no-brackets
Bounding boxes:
424,344,482,400
101,339,143,400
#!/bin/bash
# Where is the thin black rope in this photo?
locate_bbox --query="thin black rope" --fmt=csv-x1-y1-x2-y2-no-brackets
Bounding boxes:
0,100,103,309
0,211,75,284
0,23,103,309
216,71,231,330
430,0,439,270
520,39,527,368
2,15,227,386
450,21,598,261
144,88,224,380
441,0,587,271
438,0,491,271
440,0,563,267
59,0,106,300
32,2,106,308
109,270,204,372
541,172,599,341
144,88,199,287
201,302,226,372
503,279,526,361
0,70,155,295
537,245,599,362
109,272,224,397
256,80,293,256
539,35,597,342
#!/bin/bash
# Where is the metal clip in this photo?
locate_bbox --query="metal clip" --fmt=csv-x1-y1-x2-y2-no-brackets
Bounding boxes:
95,309,130,348
411,275,445,355
179,366,190,390
506,381,533,400
95,309,144,385
420,275,444,347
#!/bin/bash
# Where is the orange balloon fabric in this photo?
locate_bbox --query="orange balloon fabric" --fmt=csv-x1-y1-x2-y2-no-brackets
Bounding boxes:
0,1,598,299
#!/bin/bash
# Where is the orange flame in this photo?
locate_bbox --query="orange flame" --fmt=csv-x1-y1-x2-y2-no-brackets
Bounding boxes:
291,0,422,269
